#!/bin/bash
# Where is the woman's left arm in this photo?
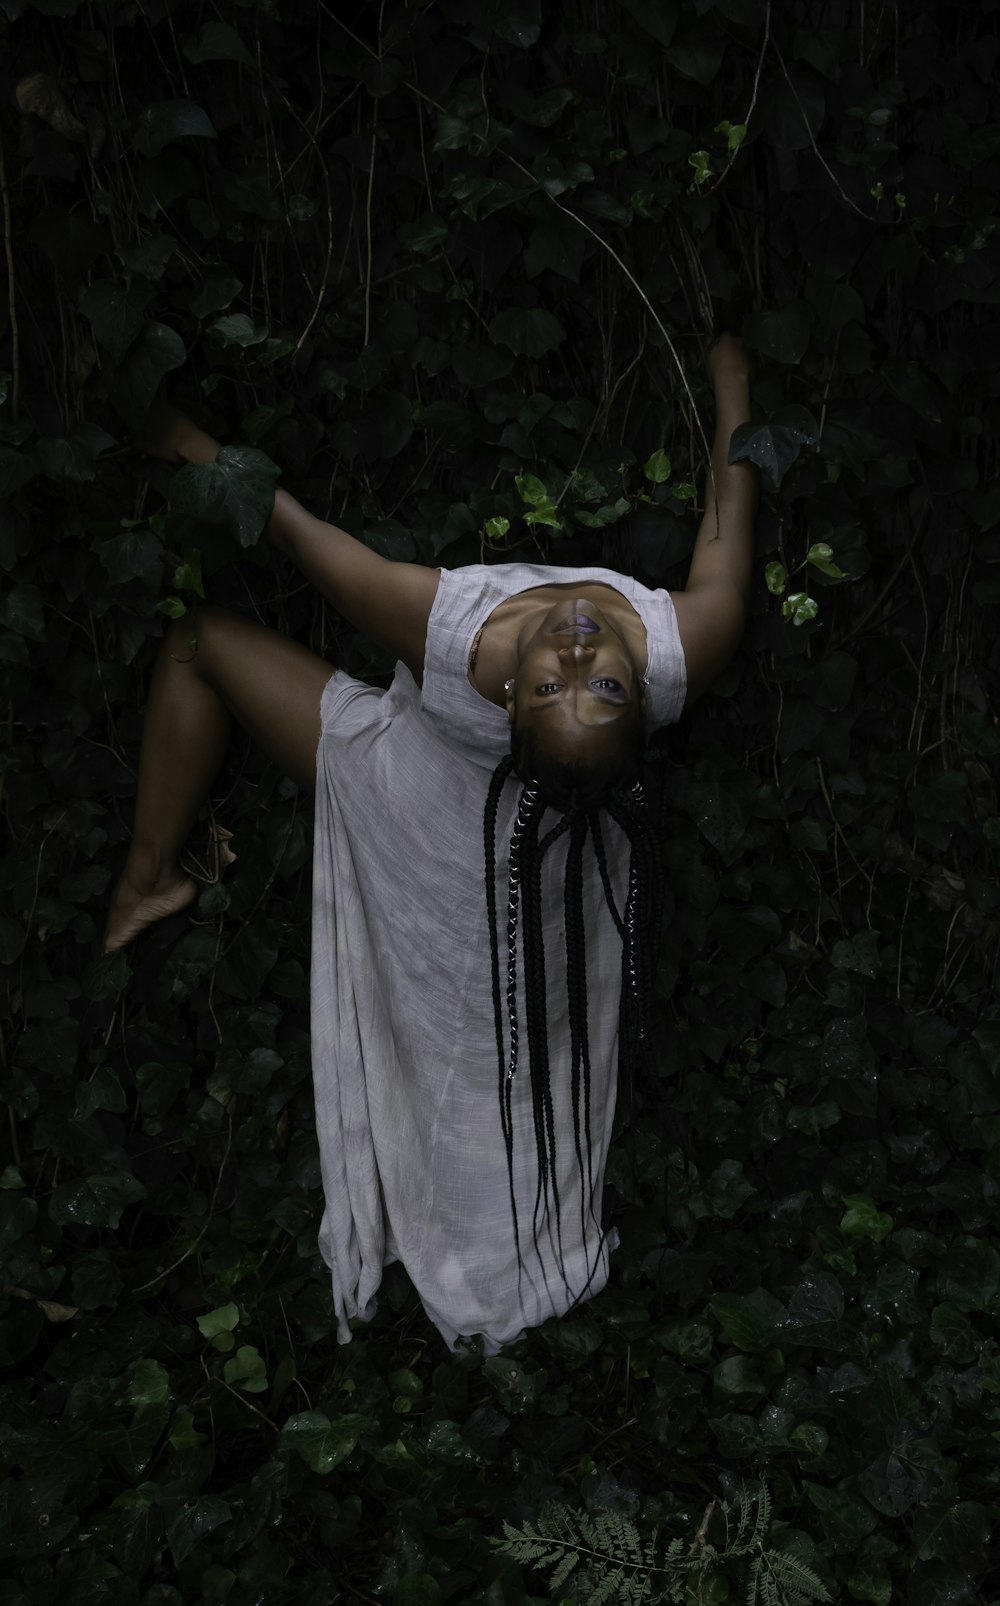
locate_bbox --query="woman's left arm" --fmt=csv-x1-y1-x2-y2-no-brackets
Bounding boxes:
670,335,758,703
145,403,439,681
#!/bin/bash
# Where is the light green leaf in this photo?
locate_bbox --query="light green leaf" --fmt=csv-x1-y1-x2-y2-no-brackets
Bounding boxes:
516,473,550,507
643,449,672,484
223,1344,268,1394
782,592,819,626
806,542,848,578
840,1194,893,1243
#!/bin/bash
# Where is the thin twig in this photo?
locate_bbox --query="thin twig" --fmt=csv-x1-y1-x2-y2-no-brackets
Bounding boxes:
133,1111,234,1293
774,42,877,221
0,136,20,422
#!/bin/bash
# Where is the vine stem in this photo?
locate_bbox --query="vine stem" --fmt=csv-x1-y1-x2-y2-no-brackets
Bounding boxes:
362,0,386,349
0,135,21,422
774,41,878,221
703,0,772,197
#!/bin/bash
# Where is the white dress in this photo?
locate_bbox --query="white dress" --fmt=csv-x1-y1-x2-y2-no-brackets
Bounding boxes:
310,562,687,1350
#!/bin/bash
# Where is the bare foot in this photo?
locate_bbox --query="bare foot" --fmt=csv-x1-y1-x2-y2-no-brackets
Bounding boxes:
103,868,198,951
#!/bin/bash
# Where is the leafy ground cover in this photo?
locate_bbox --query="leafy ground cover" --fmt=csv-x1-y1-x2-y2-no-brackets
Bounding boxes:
1,1,998,1601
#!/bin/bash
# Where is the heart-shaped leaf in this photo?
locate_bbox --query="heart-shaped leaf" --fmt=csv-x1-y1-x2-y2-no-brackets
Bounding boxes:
133,99,217,158
111,322,187,421
169,445,281,547
728,406,820,490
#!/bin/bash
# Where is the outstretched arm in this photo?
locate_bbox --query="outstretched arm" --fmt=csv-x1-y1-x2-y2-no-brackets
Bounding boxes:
671,335,758,702
146,404,440,682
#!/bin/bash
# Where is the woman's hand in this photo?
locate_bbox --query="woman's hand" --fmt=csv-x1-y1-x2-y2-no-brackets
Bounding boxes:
141,399,219,466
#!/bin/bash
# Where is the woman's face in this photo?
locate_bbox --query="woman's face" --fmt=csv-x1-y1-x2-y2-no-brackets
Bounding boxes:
506,599,644,751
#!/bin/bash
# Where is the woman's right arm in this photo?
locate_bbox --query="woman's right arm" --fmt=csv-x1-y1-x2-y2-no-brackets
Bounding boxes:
147,403,440,682
669,336,758,704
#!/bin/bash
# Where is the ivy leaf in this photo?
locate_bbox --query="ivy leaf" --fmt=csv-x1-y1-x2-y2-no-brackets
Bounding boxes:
81,949,132,1002
166,1497,231,1567
169,446,280,547
281,1410,360,1474
743,303,815,365
643,449,672,484
98,524,163,588
210,312,268,348
840,1194,894,1243
189,271,243,318
398,213,449,254
183,21,253,66
728,407,820,490
524,218,585,282
0,584,46,640
618,0,679,49
80,278,157,365
488,307,566,356
126,1359,171,1407
223,1344,268,1393
119,230,177,279
197,1303,240,1342
49,1170,147,1229
806,541,848,578
784,593,820,626
111,321,187,421
133,99,217,158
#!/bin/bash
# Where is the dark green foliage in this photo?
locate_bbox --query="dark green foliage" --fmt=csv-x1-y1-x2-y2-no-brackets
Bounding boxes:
1,1,998,1603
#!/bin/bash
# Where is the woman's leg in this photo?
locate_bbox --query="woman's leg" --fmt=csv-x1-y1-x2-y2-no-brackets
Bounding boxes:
105,606,334,951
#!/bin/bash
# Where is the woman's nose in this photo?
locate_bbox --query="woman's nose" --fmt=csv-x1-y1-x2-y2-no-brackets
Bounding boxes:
558,642,595,661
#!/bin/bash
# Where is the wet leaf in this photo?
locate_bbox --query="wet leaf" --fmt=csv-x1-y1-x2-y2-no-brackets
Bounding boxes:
170,445,280,546
133,99,217,157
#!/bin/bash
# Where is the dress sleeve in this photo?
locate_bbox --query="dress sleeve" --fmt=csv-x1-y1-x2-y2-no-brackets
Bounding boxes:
642,587,688,728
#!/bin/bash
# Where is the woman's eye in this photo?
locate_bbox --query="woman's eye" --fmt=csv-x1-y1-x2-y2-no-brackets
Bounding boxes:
537,682,562,694
591,678,622,692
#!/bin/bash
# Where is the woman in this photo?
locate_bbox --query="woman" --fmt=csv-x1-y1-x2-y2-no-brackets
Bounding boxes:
105,334,757,1350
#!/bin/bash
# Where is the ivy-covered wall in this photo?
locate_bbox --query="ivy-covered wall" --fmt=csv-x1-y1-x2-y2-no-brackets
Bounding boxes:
1,1,998,1602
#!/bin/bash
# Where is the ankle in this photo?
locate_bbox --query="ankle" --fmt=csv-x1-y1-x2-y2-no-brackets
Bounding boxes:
121,850,183,895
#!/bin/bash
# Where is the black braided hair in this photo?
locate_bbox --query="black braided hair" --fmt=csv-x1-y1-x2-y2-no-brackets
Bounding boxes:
484,754,665,1301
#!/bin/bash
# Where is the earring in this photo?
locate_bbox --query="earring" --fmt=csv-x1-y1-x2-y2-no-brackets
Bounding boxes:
504,678,514,691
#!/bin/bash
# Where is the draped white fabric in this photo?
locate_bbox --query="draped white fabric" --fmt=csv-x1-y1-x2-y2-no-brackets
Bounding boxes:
310,564,687,1350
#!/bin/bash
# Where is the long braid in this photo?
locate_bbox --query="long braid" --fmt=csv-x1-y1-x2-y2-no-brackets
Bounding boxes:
485,758,666,1301
564,813,598,1262
523,810,574,1278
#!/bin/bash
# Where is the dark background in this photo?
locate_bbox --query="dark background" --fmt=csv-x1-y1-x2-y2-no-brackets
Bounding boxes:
1,1,998,1601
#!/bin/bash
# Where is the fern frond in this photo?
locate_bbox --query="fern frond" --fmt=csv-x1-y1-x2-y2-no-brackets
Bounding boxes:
750,1484,772,1553
548,1551,582,1593
593,1508,644,1571
727,1481,770,1557
749,1548,832,1606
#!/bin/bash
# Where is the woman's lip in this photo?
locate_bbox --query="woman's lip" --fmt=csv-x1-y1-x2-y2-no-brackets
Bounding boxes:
555,614,600,632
